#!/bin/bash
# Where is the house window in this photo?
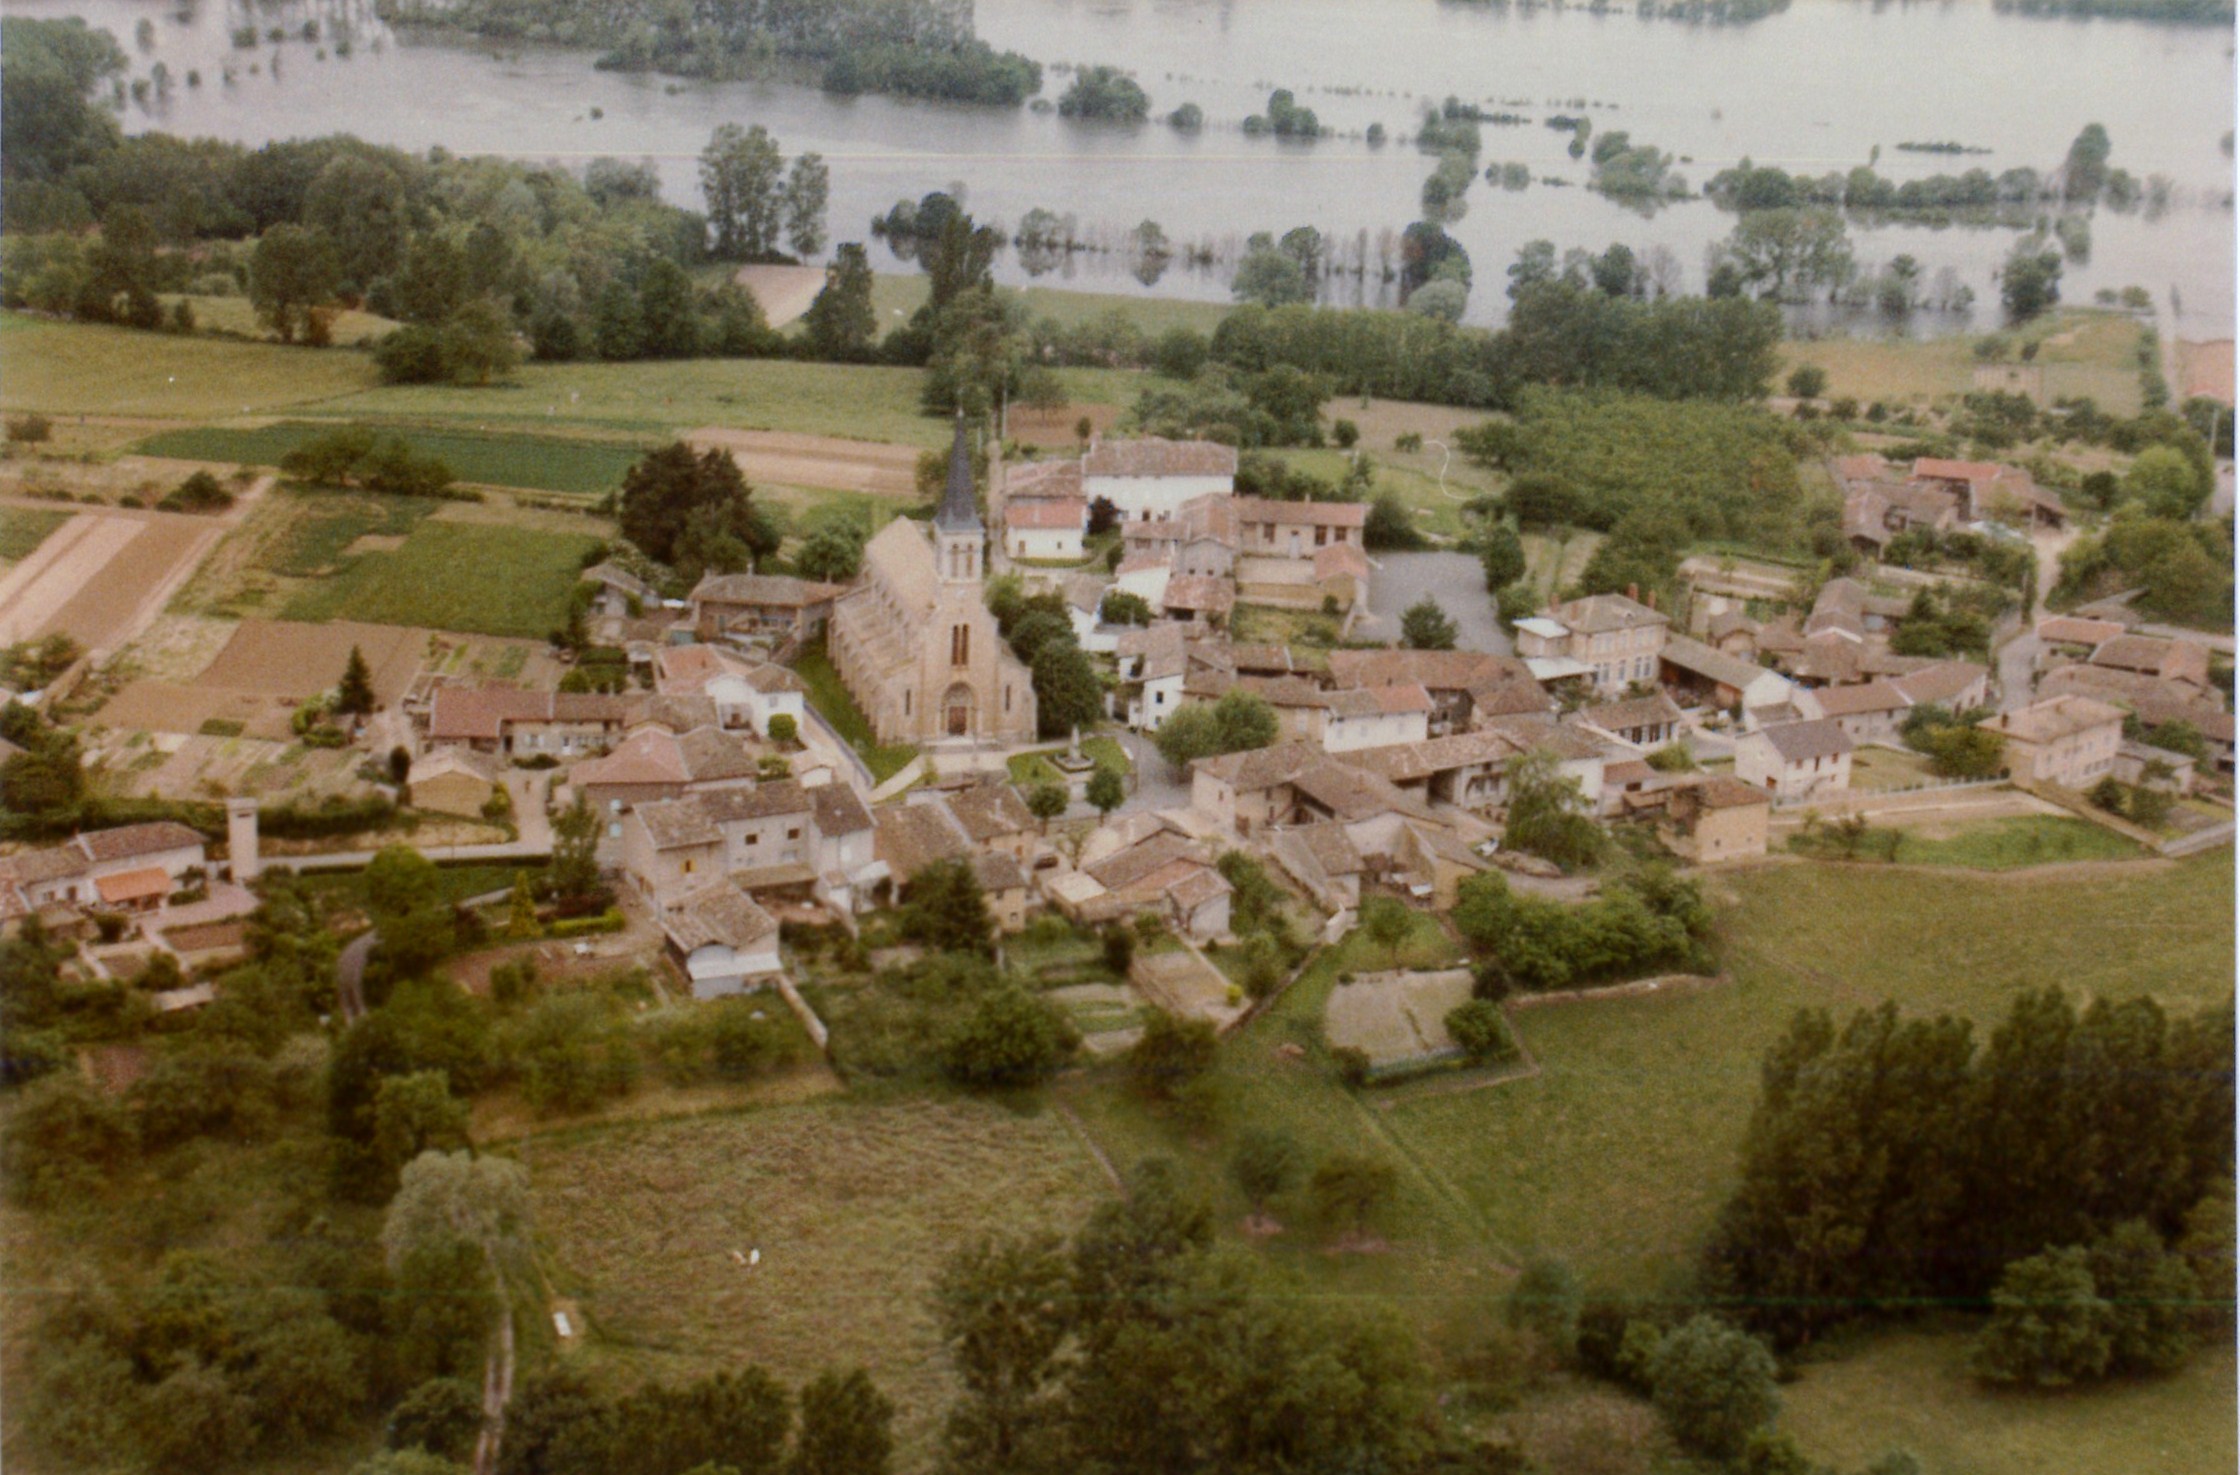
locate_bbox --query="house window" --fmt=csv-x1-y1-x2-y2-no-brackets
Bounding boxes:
952,625,971,666
747,832,759,846
1315,526,1328,547
1004,685,1012,713
787,827,801,840
904,690,912,717
683,859,695,874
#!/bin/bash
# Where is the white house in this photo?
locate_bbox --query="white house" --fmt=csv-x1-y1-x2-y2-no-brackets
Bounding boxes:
1083,438,1238,523
1004,498,1088,562
1734,719,1854,801
1320,685,1434,754
660,881,782,997
0,822,209,915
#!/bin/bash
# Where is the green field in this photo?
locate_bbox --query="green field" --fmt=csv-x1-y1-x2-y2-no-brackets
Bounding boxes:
1007,735,1130,787
791,639,918,783
1814,814,2149,869
167,292,400,347
870,274,1234,337
1782,1332,2237,1475
0,507,70,564
1780,308,2148,416
268,492,439,577
133,421,653,499
282,519,605,639
310,358,1146,446
0,312,378,418
520,1096,1112,1463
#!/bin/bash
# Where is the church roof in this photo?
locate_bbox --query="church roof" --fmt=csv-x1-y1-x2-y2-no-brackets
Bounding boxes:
934,413,983,535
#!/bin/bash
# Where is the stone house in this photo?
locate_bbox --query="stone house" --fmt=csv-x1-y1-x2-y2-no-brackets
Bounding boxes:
425,687,628,757
1320,685,1434,753
573,725,760,824
1324,648,1551,736
1805,679,1913,746
2089,633,2213,690
1046,823,1233,942
1653,775,1772,863
2039,664,2235,775
1232,497,1367,559
407,746,504,817
1514,594,1669,697
1659,636,1796,720
1082,437,1238,523
0,822,209,920
687,573,847,644
582,562,655,620
1734,720,1855,801
1979,696,2126,789
1576,692,1685,750
658,881,783,998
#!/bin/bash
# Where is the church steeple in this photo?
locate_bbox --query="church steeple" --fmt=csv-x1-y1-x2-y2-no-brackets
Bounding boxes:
933,410,983,582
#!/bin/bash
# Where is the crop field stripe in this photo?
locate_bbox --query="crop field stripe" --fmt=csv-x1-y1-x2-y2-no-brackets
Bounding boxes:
134,422,654,498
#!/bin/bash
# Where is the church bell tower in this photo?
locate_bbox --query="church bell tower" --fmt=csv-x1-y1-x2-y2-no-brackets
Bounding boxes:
932,411,984,584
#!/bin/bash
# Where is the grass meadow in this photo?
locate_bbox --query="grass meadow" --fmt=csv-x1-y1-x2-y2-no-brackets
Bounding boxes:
869,274,1234,338
1789,814,2149,869
791,639,919,783
517,1097,1113,1464
1779,307,2148,415
134,421,654,499
0,312,376,418
283,518,604,639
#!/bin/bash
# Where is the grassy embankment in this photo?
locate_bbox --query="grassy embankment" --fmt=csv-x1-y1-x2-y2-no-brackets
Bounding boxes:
790,638,919,784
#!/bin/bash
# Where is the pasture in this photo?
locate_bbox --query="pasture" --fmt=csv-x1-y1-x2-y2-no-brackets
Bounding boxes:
519,1097,1113,1465
282,517,605,640
134,422,653,499
0,313,376,418
1781,1332,2236,1475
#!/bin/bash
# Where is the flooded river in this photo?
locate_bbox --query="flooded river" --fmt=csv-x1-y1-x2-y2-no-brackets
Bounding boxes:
11,0,2233,334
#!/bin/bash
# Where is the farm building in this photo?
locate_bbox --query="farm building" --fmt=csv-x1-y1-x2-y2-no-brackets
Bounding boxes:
659,881,782,997
1735,720,1854,801
408,746,505,817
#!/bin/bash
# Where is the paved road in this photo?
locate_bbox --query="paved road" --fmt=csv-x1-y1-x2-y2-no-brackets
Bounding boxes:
1112,728,1192,816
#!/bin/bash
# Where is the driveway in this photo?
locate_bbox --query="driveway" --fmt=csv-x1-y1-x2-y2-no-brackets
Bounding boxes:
1111,728,1192,816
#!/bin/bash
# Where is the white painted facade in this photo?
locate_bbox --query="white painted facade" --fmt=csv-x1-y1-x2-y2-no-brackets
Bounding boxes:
1086,472,1233,524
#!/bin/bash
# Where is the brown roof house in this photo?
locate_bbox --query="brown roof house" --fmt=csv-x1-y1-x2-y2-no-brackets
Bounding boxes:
1512,593,1669,698
1045,821,1232,942
0,822,208,922
688,573,847,644
2089,634,2213,690
1734,719,1854,802
573,725,759,822
1653,774,1773,863
2039,664,2234,773
658,880,782,997
407,746,506,818
424,686,628,757
1979,696,2126,790
1082,437,1238,522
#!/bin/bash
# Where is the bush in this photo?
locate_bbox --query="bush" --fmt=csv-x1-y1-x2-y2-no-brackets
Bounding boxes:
766,712,797,745
1648,1315,1780,1461
5,413,53,444
385,1377,483,1459
546,909,625,939
1445,999,1518,1063
157,470,235,513
938,987,1078,1088
1124,1008,1219,1100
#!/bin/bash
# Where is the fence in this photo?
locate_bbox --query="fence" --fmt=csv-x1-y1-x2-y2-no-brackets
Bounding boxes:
1771,774,2009,813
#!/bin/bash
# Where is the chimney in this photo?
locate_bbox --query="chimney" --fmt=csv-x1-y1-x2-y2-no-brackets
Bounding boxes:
226,796,261,885
1646,589,1658,611
1628,582,1639,603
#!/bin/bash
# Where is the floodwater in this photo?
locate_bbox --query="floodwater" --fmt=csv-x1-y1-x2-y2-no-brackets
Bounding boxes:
14,0,2235,334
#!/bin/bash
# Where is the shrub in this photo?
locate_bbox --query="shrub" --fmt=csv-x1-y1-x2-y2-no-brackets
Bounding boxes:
157,470,234,513
1648,1315,1780,1461
5,413,53,444
938,987,1078,1088
1445,999,1517,1063
765,713,797,745
1124,1008,1219,1100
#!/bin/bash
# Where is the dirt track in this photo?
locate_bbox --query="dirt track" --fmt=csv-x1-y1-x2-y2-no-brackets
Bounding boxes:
686,428,922,497
0,507,217,650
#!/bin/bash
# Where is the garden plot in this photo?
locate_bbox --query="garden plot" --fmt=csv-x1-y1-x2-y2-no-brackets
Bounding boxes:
0,506,218,651
1129,948,1246,1030
1323,968,1476,1071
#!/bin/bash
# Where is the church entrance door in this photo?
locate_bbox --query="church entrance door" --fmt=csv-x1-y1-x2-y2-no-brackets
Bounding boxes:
944,682,975,737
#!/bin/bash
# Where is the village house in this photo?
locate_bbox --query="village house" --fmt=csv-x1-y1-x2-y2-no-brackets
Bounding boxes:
1047,818,1232,942
2038,663,2235,774
0,821,209,922
1658,636,1798,721
658,881,783,998
406,746,505,818
1980,695,2127,789
2036,615,2130,663
826,420,1038,745
1512,593,1669,697
581,562,656,620
1334,727,1524,812
1266,821,1367,912
1190,741,1435,841
1651,775,1773,863
1115,621,1201,731
1081,437,1238,522
1804,679,1913,746
572,724,759,824
1122,493,1239,577
687,573,847,645
1891,659,1993,714
1319,685,1435,753
1734,719,1855,801
1004,496,1089,562
424,686,629,757
1576,692,1685,750
1161,574,1237,627
621,782,823,907
2088,633,2213,690
655,645,807,738
1325,648,1551,736
942,778,1044,869
1232,497,1367,558
871,792,1039,932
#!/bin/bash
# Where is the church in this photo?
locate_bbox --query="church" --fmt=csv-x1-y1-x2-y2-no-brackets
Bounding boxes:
827,417,1038,746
